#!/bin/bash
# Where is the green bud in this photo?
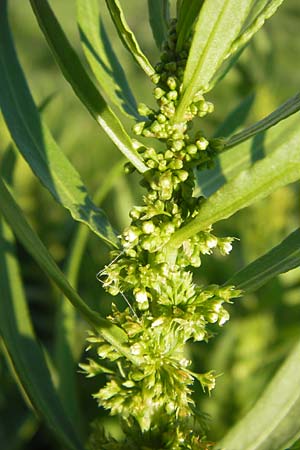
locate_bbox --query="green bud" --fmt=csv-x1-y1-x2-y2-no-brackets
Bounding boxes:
172,139,184,151
132,121,145,135
151,73,160,84
165,61,177,72
164,149,174,160
142,221,155,234
157,113,167,123
154,87,165,99
167,90,178,101
196,137,209,150
186,144,198,155
150,120,162,134
169,159,183,170
138,103,153,116
175,170,189,182
167,76,177,90
124,162,135,174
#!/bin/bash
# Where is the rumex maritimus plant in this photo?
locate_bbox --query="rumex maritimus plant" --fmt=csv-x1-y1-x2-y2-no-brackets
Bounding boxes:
1,0,300,449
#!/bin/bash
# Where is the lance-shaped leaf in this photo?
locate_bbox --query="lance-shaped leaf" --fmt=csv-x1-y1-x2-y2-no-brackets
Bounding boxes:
225,228,300,293
105,0,154,77
175,0,253,121
77,0,138,118
166,116,300,249
0,1,118,248
175,0,285,122
148,0,169,50
0,217,85,450
209,0,285,91
224,93,300,149
0,176,142,366
195,110,299,198
29,0,148,174
217,339,300,450
176,0,204,52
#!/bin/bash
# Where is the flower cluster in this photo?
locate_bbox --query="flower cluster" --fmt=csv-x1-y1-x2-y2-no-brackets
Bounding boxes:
82,18,240,449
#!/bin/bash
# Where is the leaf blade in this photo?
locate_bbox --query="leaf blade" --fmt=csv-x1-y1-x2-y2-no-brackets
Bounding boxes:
148,0,169,50
217,339,300,450
167,114,300,249
29,0,148,173
105,0,155,77
224,93,300,149
226,228,300,292
175,0,253,121
0,218,85,450
77,0,139,118
0,1,118,247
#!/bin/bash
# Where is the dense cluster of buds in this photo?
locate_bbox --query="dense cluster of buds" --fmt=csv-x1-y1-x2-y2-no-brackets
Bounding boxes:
82,18,240,450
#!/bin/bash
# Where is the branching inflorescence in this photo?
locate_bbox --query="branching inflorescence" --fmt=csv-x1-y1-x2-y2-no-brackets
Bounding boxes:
82,19,241,449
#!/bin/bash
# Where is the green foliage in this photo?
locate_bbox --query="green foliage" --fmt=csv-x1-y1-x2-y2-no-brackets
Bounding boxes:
0,0,299,449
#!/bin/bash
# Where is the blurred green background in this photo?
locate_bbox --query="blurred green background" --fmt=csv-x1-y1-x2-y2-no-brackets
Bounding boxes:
0,1,299,448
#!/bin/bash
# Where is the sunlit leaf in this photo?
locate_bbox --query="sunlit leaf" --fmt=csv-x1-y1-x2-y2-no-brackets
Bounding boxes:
105,0,154,76
77,0,139,118
167,115,300,249
0,1,119,248
224,92,300,149
217,339,300,450
29,0,148,173
226,228,300,292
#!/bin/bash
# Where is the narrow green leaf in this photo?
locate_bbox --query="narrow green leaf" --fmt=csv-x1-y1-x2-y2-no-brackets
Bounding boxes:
0,1,118,248
176,0,204,52
148,0,169,50
217,339,300,450
175,0,253,121
29,0,148,173
55,160,125,427
167,117,300,249
224,93,300,149
77,0,139,118
195,111,299,198
226,228,300,293
105,0,155,77
0,176,141,365
209,0,285,91
0,217,85,450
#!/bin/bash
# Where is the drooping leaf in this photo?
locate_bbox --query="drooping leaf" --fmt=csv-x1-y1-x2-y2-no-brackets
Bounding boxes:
175,0,285,121
225,228,300,292
195,110,299,198
54,160,125,427
217,339,300,450
148,0,169,50
0,1,118,248
105,0,155,77
167,115,300,249
176,0,204,51
29,0,148,173
0,218,85,450
224,92,300,149
77,0,139,118
0,176,141,365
